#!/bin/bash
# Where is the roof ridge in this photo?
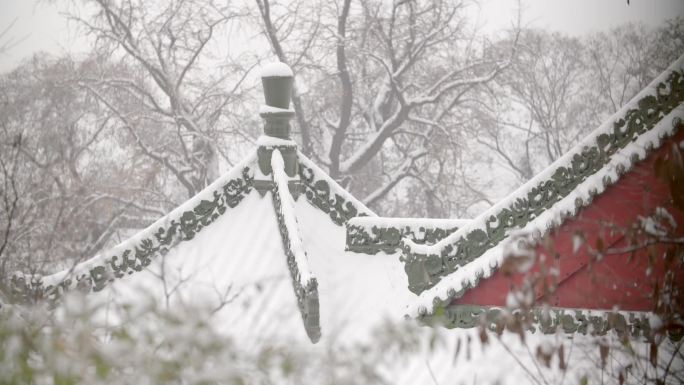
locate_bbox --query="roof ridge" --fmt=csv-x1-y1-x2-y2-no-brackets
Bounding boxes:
270,150,321,343
9,153,258,304
297,151,376,225
403,54,684,316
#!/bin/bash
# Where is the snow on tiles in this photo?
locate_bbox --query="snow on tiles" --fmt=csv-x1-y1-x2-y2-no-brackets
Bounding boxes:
38,152,258,293
256,134,297,148
271,149,314,285
347,216,470,232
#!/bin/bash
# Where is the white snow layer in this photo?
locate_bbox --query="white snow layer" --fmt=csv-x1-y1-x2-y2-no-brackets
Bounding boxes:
83,187,412,344
271,150,314,285
94,189,308,342
260,62,294,77
406,54,684,317
256,135,297,148
348,216,470,231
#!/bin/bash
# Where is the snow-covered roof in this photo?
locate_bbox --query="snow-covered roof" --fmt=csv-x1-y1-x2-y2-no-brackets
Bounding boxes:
399,54,684,318
7,62,398,346
54,171,411,342
8,145,392,339
7,60,680,383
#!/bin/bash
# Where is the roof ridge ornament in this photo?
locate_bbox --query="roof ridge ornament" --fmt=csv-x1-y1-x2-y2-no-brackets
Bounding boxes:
256,62,299,181
260,62,295,139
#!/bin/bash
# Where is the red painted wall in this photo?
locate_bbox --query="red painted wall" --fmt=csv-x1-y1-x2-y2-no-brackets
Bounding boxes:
456,129,684,312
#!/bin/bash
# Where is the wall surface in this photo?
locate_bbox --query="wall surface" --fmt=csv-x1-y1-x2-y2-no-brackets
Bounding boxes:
456,128,684,311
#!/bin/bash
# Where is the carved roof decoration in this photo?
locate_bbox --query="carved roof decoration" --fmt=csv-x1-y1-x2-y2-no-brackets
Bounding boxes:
439,305,660,340
346,217,470,255
297,151,376,225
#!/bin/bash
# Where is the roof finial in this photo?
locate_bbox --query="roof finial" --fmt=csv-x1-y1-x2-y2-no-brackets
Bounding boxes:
261,62,294,108
255,62,298,181
260,62,295,139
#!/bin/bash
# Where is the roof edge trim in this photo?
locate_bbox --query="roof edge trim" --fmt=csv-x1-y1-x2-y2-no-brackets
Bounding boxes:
297,151,376,225
346,217,468,254
9,153,258,304
433,305,675,340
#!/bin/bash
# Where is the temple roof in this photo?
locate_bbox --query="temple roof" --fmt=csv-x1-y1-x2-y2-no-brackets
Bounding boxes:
10,147,417,340
12,56,684,327
8,64,417,347
7,56,684,382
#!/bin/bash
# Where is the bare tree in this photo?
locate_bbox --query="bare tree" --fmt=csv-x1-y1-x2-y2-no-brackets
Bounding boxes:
473,21,684,191
0,18,27,56
255,0,518,213
72,0,256,200
474,30,590,186
0,120,21,279
0,54,170,279
586,19,684,116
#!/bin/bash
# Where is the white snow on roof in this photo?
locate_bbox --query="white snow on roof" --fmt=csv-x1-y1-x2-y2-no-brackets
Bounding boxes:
348,216,470,231
92,189,306,341
80,185,623,384
296,194,413,334
41,152,258,289
405,54,684,317
81,188,412,347
271,150,315,286
260,62,293,78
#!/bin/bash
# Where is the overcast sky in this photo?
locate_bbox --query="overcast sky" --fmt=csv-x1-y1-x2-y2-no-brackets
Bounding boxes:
1,0,683,72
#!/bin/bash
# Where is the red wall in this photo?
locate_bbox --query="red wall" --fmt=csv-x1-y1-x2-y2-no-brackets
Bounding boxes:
456,129,684,311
